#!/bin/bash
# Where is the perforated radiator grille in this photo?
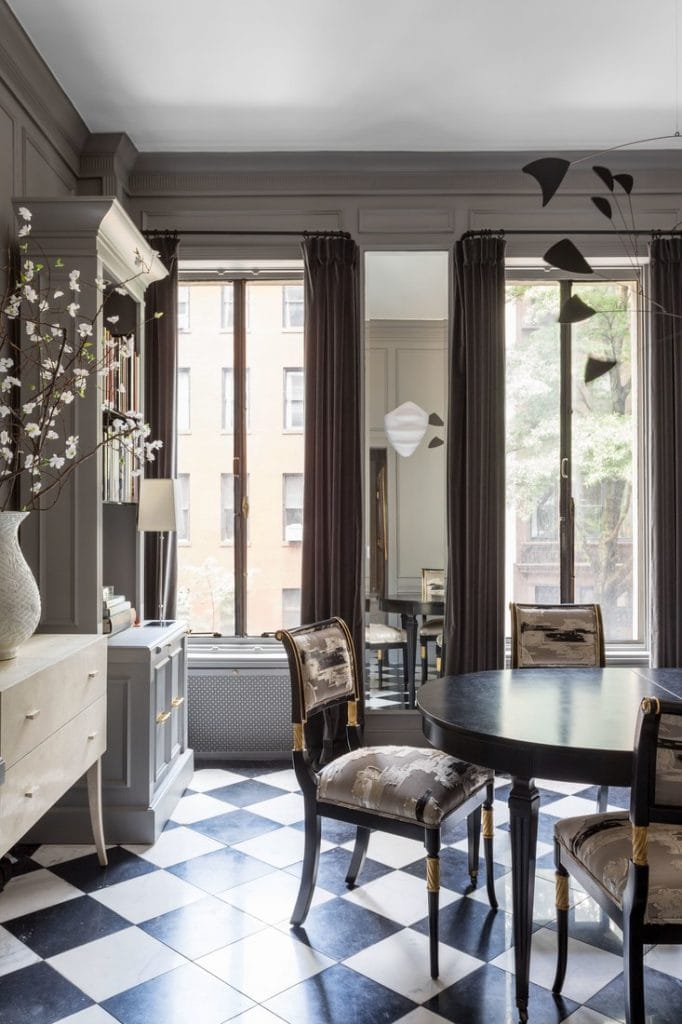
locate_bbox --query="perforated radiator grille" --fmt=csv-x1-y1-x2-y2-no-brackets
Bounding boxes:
187,668,291,755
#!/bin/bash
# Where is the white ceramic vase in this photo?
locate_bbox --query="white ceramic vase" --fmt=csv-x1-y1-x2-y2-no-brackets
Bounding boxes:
0,511,41,660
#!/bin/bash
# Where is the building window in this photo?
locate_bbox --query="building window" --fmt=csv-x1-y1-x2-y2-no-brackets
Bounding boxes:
283,473,303,542
282,284,304,329
284,368,304,431
220,473,234,543
221,285,233,330
282,588,301,629
177,367,191,433
222,367,250,431
178,286,190,331
177,473,190,543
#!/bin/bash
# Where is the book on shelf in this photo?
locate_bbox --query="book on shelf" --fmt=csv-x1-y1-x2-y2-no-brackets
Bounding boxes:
102,597,131,619
102,605,134,635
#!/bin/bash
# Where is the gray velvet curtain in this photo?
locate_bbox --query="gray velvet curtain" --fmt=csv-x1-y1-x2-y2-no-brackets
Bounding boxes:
143,233,179,620
648,236,682,666
301,234,363,751
444,234,506,675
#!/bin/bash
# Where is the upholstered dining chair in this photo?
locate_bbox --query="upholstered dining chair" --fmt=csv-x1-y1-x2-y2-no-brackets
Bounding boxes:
510,601,609,811
420,568,445,683
365,621,408,689
552,695,682,1024
276,616,498,978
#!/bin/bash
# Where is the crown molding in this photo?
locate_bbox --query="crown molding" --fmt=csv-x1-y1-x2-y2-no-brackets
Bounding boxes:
0,0,88,174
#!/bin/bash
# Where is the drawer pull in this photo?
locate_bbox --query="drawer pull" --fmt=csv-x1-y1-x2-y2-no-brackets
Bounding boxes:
156,710,171,724
171,696,185,708
24,786,39,798
88,669,99,679
25,708,41,720
88,731,98,740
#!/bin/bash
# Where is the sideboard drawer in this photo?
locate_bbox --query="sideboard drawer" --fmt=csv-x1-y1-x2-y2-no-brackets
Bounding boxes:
0,694,106,848
0,642,106,769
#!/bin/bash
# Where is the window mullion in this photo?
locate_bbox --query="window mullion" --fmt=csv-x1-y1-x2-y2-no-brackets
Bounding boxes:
233,279,248,635
559,280,575,602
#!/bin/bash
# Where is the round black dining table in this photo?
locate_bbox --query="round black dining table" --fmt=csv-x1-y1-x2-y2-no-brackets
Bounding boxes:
417,666,682,1022
378,594,444,708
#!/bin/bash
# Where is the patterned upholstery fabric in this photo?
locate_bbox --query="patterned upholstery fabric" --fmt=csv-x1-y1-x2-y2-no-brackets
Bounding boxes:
365,623,406,644
555,813,682,924
317,745,492,827
420,619,443,638
289,621,355,716
655,712,682,806
512,603,603,668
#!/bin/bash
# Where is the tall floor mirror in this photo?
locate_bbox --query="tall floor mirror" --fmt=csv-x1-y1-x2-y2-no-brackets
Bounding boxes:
364,251,449,710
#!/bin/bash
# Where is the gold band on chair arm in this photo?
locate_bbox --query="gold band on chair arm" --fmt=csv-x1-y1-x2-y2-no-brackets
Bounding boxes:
426,857,440,893
347,700,358,727
632,825,649,866
292,723,305,752
641,697,661,716
482,807,494,840
555,873,569,911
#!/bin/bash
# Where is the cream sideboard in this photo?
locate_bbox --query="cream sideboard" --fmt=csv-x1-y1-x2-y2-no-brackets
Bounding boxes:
0,634,107,869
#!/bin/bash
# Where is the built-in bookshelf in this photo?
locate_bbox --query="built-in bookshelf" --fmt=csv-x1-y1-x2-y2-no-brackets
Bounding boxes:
102,329,142,503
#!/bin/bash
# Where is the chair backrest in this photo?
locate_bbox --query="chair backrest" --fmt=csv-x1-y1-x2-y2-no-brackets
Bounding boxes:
510,602,605,668
421,568,445,602
276,617,360,733
633,696,682,829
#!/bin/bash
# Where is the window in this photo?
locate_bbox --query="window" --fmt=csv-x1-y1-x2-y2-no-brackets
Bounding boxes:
220,473,234,543
506,279,642,643
221,285,233,330
222,367,250,431
284,368,304,430
177,473,190,543
177,368,191,433
178,286,190,331
283,473,303,542
282,284,304,329
282,588,301,629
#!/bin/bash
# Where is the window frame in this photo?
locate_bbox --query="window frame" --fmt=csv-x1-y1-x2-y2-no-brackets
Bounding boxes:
283,367,304,432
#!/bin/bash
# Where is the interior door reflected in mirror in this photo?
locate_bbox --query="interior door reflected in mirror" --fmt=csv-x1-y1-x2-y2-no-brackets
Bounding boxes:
364,251,448,710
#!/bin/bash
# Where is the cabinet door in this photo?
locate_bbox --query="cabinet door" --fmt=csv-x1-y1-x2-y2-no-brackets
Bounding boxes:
152,653,173,785
169,642,185,761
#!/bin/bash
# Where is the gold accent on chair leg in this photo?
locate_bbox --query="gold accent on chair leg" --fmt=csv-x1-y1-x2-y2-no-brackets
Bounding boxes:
293,723,305,752
640,696,661,716
426,857,440,893
482,807,494,840
555,872,569,911
347,700,358,727
632,825,649,866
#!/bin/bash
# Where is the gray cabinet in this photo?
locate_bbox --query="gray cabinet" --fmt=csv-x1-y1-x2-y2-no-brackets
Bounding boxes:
29,622,194,845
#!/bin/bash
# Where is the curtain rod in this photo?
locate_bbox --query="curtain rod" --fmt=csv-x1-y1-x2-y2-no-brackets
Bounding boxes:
462,228,682,238
144,229,352,239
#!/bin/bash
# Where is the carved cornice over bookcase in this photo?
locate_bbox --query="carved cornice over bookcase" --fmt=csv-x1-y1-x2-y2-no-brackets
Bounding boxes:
14,196,167,634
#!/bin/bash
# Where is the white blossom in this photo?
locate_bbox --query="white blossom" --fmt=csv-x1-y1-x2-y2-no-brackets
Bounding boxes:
39,299,49,312
31,480,42,494
66,302,80,318
46,430,58,440
60,390,75,404
94,276,107,290
26,321,36,336
65,435,78,459
0,357,13,372
22,401,37,414
48,454,65,470
25,422,41,439
106,315,120,325
53,290,64,299
0,431,9,444
77,322,93,338
0,405,10,418
18,224,31,238
1,446,12,462
24,454,35,469
3,296,21,318
68,270,81,292
18,207,32,221
114,286,127,296
23,260,35,281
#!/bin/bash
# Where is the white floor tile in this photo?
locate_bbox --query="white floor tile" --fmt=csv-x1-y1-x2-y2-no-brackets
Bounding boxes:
394,1009,454,1024
123,825,224,867
90,869,204,923
189,768,247,792
226,1006,297,1024
341,831,425,869
0,869,82,923
31,845,99,868
198,926,334,1001
248,792,304,825
490,926,623,1004
48,925,186,1002
0,925,40,977
468,870,567,922
536,779,596,796
256,768,300,792
342,870,458,926
219,868,333,925
454,828,553,869
233,826,333,868
170,792,237,824
53,1005,122,1024
562,1008,622,1024
345,928,482,1002
645,942,682,980
540,795,607,820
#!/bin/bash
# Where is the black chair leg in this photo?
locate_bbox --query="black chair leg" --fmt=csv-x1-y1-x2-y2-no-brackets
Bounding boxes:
291,810,321,925
345,825,371,886
623,919,645,1024
466,805,482,887
377,649,384,689
597,784,609,813
483,782,498,910
425,829,441,978
552,861,570,994
402,646,408,688
421,641,428,684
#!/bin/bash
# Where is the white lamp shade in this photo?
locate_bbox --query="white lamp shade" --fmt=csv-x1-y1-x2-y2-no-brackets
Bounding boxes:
137,478,179,532
384,401,428,457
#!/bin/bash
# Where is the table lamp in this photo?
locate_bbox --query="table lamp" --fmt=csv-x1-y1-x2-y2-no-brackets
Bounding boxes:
137,478,179,622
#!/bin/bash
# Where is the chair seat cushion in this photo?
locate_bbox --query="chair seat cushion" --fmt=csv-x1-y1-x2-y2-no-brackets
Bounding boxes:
555,812,682,924
365,623,406,644
317,745,492,827
420,619,443,638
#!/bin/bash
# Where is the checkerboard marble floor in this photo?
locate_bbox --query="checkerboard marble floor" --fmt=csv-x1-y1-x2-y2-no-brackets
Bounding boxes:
2,764,682,1024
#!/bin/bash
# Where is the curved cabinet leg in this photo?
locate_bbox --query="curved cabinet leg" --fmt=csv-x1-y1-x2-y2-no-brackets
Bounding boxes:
509,776,540,1023
346,825,371,886
86,758,108,867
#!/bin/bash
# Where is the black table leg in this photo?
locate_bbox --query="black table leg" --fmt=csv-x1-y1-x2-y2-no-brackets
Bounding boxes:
401,612,418,708
509,776,540,1023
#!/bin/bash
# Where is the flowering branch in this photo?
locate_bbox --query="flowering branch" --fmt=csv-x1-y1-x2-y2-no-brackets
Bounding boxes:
0,207,163,512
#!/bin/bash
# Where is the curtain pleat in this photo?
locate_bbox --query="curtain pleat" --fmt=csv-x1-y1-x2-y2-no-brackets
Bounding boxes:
300,235,363,755
143,234,179,620
649,237,682,665
444,235,506,675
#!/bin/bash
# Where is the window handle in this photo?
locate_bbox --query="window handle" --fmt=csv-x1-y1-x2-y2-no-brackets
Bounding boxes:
560,457,569,480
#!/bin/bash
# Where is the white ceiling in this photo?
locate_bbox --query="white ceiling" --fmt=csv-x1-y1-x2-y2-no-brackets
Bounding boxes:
7,0,682,153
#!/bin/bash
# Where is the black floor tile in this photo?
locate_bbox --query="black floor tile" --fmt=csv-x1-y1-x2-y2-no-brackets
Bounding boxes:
290,897,402,960
264,963,417,1024
207,779,289,806
101,961,250,1024
48,846,158,892
285,847,392,895
412,897,515,962
401,845,506,895
141,894,260,959
291,816,358,844
586,966,682,1023
168,844,274,893
3,894,129,959
0,961,92,1024
424,962,578,1023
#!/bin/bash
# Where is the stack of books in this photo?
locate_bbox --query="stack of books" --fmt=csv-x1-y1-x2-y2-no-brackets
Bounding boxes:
102,587,133,636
